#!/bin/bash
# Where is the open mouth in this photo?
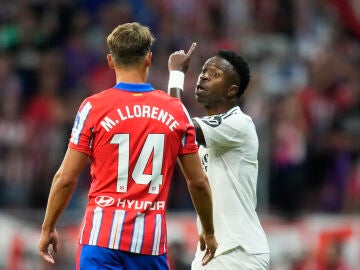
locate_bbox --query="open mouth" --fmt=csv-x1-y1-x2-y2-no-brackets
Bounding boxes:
196,85,206,95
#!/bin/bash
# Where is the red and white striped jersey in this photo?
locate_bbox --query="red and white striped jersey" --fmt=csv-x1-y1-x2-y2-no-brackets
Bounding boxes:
68,82,198,255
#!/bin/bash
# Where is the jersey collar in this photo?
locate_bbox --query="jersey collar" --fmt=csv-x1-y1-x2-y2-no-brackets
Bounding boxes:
113,82,154,92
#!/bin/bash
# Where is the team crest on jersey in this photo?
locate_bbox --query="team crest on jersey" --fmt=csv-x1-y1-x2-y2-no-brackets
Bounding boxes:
95,196,115,207
201,115,222,127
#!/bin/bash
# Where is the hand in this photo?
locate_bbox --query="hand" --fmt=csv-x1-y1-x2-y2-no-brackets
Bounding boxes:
199,232,218,265
38,228,59,264
168,42,197,73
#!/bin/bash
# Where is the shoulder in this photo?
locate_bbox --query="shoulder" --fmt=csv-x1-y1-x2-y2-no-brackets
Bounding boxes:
87,88,115,100
195,107,257,140
152,90,181,101
81,88,117,107
224,106,255,128
151,90,188,110
196,106,249,127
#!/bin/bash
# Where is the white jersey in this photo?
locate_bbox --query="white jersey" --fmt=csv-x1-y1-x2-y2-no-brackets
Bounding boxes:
193,106,269,256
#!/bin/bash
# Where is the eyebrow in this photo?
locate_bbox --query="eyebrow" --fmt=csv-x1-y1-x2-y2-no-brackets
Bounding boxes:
211,63,232,73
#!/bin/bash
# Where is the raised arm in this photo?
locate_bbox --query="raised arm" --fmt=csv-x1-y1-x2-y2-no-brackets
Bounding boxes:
168,43,207,146
167,42,197,98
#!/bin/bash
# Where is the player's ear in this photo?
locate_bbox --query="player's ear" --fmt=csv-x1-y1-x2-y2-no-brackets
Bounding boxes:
227,85,239,99
145,52,152,67
107,54,115,69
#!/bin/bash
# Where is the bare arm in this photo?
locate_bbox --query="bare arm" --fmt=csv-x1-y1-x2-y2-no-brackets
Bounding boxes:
38,147,88,263
168,87,182,99
192,119,206,146
168,43,206,146
168,42,197,99
169,43,217,264
177,152,217,265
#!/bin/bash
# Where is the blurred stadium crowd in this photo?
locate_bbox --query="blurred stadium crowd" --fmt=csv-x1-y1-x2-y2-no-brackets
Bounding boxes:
0,0,359,219
1,0,360,269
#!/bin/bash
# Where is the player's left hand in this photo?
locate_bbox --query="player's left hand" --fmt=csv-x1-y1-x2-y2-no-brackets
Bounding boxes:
38,228,59,264
199,232,218,265
168,42,197,73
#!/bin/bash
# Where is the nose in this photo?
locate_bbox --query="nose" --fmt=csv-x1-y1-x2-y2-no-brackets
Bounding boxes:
199,71,209,80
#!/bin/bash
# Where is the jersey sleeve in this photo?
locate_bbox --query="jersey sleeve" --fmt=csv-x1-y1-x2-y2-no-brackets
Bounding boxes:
68,100,93,155
193,112,246,148
178,104,198,155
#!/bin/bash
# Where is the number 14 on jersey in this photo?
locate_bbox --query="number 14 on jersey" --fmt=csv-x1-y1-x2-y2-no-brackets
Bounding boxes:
110,133,165,195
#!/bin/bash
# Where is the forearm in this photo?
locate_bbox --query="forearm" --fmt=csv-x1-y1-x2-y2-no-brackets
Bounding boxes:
187,180,214,235
168,43,196,97
42,148,87,232
167,69,184,98
178,153,215,235
168,87,182,98
41,173,77,231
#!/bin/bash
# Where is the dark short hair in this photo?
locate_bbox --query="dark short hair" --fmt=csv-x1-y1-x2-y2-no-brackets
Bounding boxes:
216,50,250,98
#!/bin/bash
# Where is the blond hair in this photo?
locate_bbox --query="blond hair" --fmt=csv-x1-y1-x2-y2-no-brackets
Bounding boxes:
107,22,155,66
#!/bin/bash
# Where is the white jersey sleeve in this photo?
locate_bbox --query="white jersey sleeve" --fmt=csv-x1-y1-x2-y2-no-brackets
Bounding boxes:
193,106,258,162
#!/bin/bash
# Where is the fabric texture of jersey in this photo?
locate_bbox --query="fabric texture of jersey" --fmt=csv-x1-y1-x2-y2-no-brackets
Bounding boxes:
193,106,270,256
68,82,198,255
192,245,270,270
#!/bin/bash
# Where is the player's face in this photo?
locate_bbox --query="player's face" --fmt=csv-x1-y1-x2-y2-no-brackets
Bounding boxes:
195,56,235,108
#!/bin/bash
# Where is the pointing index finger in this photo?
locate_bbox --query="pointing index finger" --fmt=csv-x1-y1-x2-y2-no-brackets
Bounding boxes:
186,42,197,57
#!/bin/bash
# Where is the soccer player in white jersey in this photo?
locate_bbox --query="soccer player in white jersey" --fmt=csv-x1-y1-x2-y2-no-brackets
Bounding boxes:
168,43,270,269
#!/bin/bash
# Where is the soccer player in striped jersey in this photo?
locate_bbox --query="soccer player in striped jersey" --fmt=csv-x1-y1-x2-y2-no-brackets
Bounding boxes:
168,44,270,269
38,23,217,270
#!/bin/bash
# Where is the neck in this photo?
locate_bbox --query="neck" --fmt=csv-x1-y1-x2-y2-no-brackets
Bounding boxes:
114,66,148,84
205,102,238,116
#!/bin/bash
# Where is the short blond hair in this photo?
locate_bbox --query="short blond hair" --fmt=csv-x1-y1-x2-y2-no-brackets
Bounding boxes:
106,22,155,66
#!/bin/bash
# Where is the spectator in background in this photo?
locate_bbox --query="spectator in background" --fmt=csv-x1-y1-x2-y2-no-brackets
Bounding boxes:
0,0,358,219
24,49,66,208
0,0,358,267
0,52,29,207
269,93,307,219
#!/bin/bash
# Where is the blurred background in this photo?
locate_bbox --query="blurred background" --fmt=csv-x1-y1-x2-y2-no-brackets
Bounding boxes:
0,0,359,269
